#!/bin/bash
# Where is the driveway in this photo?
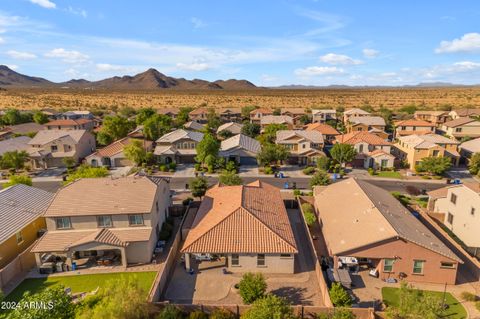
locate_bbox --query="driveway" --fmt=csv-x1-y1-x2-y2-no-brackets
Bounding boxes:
446,167,477,183
280,165,306,177
108,166,132,178
238,165,259,177
173,164,195,177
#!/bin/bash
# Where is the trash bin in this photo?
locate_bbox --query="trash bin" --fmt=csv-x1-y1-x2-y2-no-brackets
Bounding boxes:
71,262,77,271
284,182,289,189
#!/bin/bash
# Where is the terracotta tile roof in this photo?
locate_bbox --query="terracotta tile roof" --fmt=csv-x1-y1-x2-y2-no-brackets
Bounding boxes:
304,123,340,135
395,119,436,127
87,137,151,158
189,107,209,115
314,178,461,262
281,108,306,115
443,117,478,128
46,119,92,126
349,116,386,126
44,176,167,217
335,131,391,146
414,110,448,116
276,130,324,144
250,108,272,115
368,149,394,157
182,181,298,254
157,108,180,115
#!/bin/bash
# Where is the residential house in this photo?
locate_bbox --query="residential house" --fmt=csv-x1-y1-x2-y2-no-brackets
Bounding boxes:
28,130,96,169
0,136,31,156
220,134,261,165
459,137,480,163
394,134,460,169
441,117,480,140
414,110,450,127
304,122,340,144
157,108,180,119
276,130,325,165
260,115,294,130
311,109,337,123
154,129,204,164
219,108,242,122
449,109,480,120
427,183,480,258
0,184,54,269
61,110,94,120
184,121,206,131
281,108,307,127
217,122,243,136
343,108,371,123
181,181,298,273
0,122,45,140
394,119,436,138
336,131,395,169
188,107,210,123
346,116,386,134
250,108,273,123
45,119,95,131
86,137,153,168
314,178,461,285
41,108,61,120
31,176,171,268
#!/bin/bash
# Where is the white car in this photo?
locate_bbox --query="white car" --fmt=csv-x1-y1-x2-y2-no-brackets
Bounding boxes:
338,256,358,266
194,253,213,261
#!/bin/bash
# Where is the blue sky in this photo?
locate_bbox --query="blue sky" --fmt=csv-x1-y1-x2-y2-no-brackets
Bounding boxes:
2,0,480,86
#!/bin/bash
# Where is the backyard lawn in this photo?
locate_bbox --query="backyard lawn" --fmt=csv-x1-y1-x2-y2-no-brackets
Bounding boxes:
5,271,157,302
382,287,467,319
374,171,403,179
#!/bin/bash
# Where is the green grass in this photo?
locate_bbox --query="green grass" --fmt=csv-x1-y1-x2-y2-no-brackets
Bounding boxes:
382,287,467,319
5,271,156,302
375,171,403,179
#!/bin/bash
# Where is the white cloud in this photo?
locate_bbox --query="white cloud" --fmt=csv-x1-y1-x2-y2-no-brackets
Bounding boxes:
6,50,36,59
29,0,56,9
67,6,87,18
319,53,362,65
295,66,344,76
6,64,18,70
435,33,480,53
95,63,141,73
176,62,210,71
191,17,207,29
0,37,4,44
44,48,89,63
362,48,379,58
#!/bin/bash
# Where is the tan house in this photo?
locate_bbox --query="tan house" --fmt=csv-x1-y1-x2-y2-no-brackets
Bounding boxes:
219,108,242,122
86,137,153,168
217,122,243,136
311,109,337,123
336,131,394,169
314,178,461,285
32,176,171,269
414,110,450,127
154,129,204,164
181,181,298,273
28,129,96,169
394,134,460,169
449,109,480,120
189,107,210,123
346,116,386,133
276,130,325,165
343,108,371,123
45,119,95,132
459,137,480,161
157,108,180,119
250,108,273,123
441,117,480,140
260,115,294,130
281,108,307,127
184,121,205,132
304,122,340,144
220,134,260,165
427,183,480,258
394,119,436,138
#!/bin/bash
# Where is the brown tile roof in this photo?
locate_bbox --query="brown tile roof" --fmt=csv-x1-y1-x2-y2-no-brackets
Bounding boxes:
189,107,209,115
250,108,273,115
182,181,298,254
44,176,167,217
304,123,340,135
427,186,450,199
395,119,436,127
335,131,391,146
464,182,480,194
368,149,394,157
443,117,477,128
46,119,92,126
88,137,152,158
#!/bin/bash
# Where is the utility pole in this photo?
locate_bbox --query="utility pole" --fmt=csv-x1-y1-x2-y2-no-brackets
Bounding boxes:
441,282,447,310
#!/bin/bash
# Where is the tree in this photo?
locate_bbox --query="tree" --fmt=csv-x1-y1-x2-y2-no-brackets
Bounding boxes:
218,129,234,140
156,305,184,319
1,108,31,125
219,170,243,186
175,106,193,127
62,157,76,170
97,116,134,145
298,114,311,125
9,285,75,319
135,107,156,125
309,170,331,188
468,153,480,175
316,156,332,171
118,106,137,118
241,122,261,138
261,123,287,144
301,203,317,226
272,107,281,115
329,282,352,307
124,140,147,166
207,108,221,130
3,175,32,188
210,308,236,319
195,132,220,165
399,104,417,115
64,165,109,185
238,272,267,304
317,308,356,319
76,278,149,319
256,143,289,166
415,156,451,176
241,106,257,120
190,176,208,199
33,111,49,124
143,114,172,141
0,150,29,171
242,294,294,319
330,143,357,167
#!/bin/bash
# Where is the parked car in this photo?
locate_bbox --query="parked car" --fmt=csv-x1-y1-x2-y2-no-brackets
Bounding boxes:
194,253,214,261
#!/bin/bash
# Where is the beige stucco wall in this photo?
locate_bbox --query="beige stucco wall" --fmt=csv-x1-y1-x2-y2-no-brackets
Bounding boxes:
226,253,295,274
442,122,480,138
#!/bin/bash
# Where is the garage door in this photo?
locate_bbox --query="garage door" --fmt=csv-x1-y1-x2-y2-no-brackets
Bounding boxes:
240,156,257,165
179,155,197,164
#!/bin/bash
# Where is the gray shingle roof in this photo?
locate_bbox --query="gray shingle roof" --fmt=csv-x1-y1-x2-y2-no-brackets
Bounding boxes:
0,136,31,156
220,134,261,153
276,130,324,144
0,184,54,244
349,116,386,126
28,129,87,145
156,129,204,143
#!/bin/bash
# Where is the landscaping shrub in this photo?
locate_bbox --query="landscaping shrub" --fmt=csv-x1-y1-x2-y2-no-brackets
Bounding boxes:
303,166,316,175
301,203,316,226
194,163,202,172
182,197,193,206
156,305,184,319
169,162,177,171
329,282,352,307
316,156,331,171
421,175,431,179
461,291,478,302
209,308,236,319
316,308,356,319
188,311,208,319
293,189,302,196
476,301,480,311
159,164,167,172
238,272,267,304
367,168,375,176
264,166,274,175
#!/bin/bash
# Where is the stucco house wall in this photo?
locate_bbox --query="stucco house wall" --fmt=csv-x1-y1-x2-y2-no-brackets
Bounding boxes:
226,253,295,274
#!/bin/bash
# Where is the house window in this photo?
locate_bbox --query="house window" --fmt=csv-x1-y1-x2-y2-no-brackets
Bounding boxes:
432,150,439,157
128,214,144,226
280,254,292,258
383,258,395,272
381,159,388,168
359,144,364,153
51,145,58,152
231,254,240,266
447,212,454,224
455,127,462,133
15,231,23,244
413,260,424,274
55,217,72,229
440,262,455,269
64,144,71,151
257,254,266,267
450,193,457,204
471,207,475,216
97,215,113,228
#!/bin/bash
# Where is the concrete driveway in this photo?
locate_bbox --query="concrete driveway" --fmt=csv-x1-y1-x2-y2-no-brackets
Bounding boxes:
173,164,195,177
238,165,259,177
